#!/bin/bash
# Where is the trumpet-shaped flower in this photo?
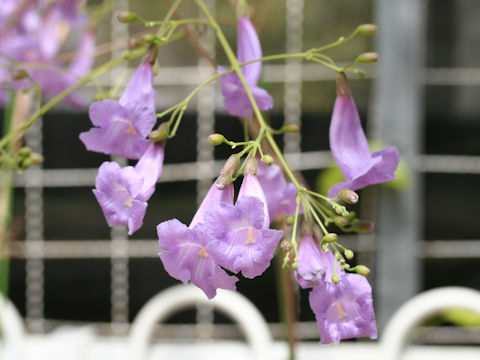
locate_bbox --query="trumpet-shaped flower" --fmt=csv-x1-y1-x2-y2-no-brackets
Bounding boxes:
295,236,340,289
79,63,156,159
328,74,399,198
309,273,377,344
93,143,164,235
256,160,297,220
204,174,283,279
157,182,237,299
219,16,273,118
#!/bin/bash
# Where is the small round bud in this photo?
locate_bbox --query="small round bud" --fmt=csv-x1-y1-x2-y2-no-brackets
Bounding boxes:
30,153,44,165
18,147,31,158
322,233,337,244
357,24,377,36
261,155,274,166
149,123,169,142
344,249,354,260
280,239,292,252
21,157,34,169
244,157,257,176
334,205,345,215
355,265,371,276
143,34,157,44
331,274,340,284
291,261,298,271
342,263,351,270
117,11,138,23
354,220,375,233
356,52,379,64
208,133,224,146
285,215,295,226
339,189,359,204
339,258,346,265
283,123,300,133
333,216,349,227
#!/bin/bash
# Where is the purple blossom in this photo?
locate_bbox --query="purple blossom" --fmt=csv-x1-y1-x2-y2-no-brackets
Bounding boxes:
328,75,399,198
256,160,297,220
79,63,157,159
309,273,377,344
295,236,340,289
93,143,164,235
204,175,283,279
157,220,238,299
219,16,273,118
157,182,237,299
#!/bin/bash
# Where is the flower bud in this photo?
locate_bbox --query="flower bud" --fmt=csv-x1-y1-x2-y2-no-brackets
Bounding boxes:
285,215,295,226
353,220,374,233
216,174,233,189
117,11,138,23
357,24,377,36
331,274,340,284
333,216,349,227
12,70,28,80
322,233,337,244
339,189,359,204
261,155,274,166
31,153,44,165
344,249,354,260
280,239,292,252
282,123,300,133
149,123,169,143
21,157,34,169
244,157,257,176
18,147,31,158
129,37,143,49
354,265,371,276
208,133,224,145
356,52,379,64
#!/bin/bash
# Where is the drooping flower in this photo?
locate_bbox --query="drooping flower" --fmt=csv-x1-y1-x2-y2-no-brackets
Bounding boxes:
219,16,273,118
327,73,399,198
295,235,340,289
309,273,377,344
93,142,164,235
157,182,238,299
204,164,283,279
256,159,297,220
79,62,156,159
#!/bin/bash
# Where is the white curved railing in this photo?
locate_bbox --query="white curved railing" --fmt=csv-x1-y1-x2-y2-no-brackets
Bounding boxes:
381,286,480,360
0,294,26,360
128,284,274,360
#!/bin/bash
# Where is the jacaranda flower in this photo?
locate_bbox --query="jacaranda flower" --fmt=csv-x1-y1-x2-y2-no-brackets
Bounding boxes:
295,235,339,289
256,159,297,221
93,142,164,235
328,73,399,198
204,167,283,279
157,182,238,299
79,62,156,159
309,273,377,344
219,16,273,118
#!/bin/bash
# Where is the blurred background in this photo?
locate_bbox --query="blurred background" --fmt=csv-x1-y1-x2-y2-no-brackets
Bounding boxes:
2,0,480,351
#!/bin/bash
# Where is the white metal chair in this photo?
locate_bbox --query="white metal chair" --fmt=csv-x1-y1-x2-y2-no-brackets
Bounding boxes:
129,284,274,360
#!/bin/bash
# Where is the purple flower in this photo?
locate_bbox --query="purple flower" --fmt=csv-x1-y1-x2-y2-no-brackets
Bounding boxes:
157,220,238,299
157,182,237,299
328,74,399,198
256,160,297,220
93,143,164,235
219,16,273,118
295,235,340,289
204,174,283,279
79,63,157,159
309,273,377,344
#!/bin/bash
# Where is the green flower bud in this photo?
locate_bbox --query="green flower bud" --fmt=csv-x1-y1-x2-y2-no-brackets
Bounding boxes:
31,153,44,165
357,24,377,36
244,157,257,176
285,215,295,226
261,155,274,166
339,189,359,204
117,11,138,23
283,123,300,133
18,147,31,158
208,133,225,146
353,220,375,233
344,249,354,260
322,233,337,244
21,158,34,169
356,52,379,64
216,174,233,190
333,216,349,227
149,123,169,143
331,274,340,284
355,265,371,276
